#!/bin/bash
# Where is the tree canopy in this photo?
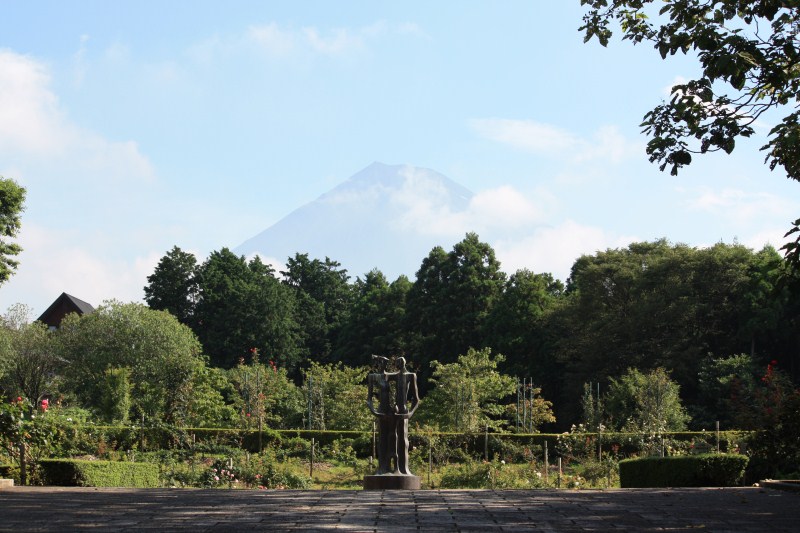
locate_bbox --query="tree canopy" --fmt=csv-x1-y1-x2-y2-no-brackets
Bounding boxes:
0,305,60,404
58,301,207,424
422,347,518,432
194,249,300,370
133,236,799,431
144,245,198,325
0,177,26,285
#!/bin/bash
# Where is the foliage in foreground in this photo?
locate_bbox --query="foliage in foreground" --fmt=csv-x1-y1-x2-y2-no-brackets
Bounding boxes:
38,458,160,487
619,454,749,488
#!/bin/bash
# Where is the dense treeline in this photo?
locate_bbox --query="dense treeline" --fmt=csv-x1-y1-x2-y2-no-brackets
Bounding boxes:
140,233,799,430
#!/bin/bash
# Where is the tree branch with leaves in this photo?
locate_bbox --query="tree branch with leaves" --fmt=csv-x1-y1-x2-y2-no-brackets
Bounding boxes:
580,1,800,264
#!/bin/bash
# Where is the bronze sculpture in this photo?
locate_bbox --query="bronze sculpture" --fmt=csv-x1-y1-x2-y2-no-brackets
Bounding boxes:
364,355,421,490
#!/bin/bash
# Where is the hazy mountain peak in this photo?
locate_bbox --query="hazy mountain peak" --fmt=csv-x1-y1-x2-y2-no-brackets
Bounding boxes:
235,162,474,279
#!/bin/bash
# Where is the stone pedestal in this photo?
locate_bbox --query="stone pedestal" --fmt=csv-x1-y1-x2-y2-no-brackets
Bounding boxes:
0,479,14,489
363,474,421,490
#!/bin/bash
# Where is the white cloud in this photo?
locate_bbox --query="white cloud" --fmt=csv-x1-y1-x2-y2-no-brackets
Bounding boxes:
470,118,579,155
391,166,466,236
384,166,551,238
576,125,643,163
71,34,90,87
0,49,155,184
397,22,426,37
242,252,286,277
742,227,791,252
0,225,156,315
663,75,690,97
0,50,65,155
198,20,421,62
470,118,640,164
683,186,797,224
303,27,364,56
468,186,546,228
104,42,130,62
247,23,297,57
494,220,637,282
0,50,162,315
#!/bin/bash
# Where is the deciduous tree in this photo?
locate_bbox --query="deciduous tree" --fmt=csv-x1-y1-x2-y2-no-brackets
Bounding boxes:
605,367,690,434
0,304,61,403
58,301,206,424
0,177,25,285
421,347,518,432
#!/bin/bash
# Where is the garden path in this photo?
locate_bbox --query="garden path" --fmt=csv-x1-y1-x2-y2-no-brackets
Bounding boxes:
0,486,797,531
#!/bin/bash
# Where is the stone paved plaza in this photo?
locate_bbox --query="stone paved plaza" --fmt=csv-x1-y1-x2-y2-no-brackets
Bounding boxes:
0,486,797,532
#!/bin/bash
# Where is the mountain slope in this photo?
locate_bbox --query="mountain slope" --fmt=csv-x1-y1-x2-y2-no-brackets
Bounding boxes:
235,162,474,279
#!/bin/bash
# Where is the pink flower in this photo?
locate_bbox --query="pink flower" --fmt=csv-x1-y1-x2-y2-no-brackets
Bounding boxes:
214,475,219,481
41,399,49,411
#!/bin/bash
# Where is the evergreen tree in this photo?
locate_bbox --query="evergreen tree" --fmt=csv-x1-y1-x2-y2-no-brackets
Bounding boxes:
406,233,505,376
336,270,411,365
281,253,353,363
195,249,300,370
143,245,198,324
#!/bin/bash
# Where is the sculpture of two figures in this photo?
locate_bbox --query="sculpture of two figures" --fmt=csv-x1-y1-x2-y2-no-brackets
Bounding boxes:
363,355,422,490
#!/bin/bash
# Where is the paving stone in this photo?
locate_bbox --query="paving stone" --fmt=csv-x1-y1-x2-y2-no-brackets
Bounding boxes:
1,486,799,531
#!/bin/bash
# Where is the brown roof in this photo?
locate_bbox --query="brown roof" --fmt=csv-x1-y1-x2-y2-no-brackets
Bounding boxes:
37,292,95,328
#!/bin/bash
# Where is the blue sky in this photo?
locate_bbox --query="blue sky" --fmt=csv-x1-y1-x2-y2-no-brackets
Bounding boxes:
1,1,797,315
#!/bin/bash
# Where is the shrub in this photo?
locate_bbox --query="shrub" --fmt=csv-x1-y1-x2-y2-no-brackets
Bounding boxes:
746,390,800,481
439,460,492,489
198,458,240,488
39,459,160,487
439,459,550,489
257,462,311,489
619,454,748,487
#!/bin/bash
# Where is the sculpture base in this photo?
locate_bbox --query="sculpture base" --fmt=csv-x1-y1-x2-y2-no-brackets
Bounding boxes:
363,474,421,490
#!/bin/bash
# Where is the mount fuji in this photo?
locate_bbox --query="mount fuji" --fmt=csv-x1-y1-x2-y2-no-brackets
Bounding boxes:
235,162,475,280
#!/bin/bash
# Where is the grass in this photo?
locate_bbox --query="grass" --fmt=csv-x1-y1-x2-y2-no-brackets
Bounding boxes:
3,444,623,489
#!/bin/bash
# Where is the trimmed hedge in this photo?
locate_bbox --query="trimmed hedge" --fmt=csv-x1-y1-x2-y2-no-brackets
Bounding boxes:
619,454,748,487
37,423,751,459
39,459,160,488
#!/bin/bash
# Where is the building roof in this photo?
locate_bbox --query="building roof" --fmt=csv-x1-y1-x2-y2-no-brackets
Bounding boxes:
37,292,95,328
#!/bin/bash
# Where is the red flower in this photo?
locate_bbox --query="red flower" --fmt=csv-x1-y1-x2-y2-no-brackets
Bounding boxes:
770,360,778,366
41,399,49,411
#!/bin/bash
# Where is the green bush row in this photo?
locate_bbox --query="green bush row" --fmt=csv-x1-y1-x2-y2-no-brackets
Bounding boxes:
39,459,160,488
619,454,749,487
14,422,751,460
